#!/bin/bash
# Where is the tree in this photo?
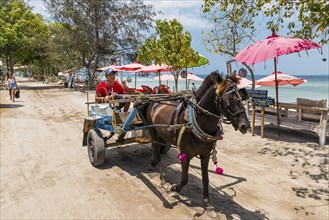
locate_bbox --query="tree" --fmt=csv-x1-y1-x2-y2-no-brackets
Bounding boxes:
46,0,156,84
202,0,328,87
202,0,328,44
0,0,50,72
201,1,257,87
137,19,199,92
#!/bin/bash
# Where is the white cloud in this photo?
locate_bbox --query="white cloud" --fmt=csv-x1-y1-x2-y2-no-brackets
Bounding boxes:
27,0,51,19
27,0,207,30
146,0,207,30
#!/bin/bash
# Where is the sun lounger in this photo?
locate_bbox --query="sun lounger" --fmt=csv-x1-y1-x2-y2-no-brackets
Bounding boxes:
122,83,144,94
141,85,153,94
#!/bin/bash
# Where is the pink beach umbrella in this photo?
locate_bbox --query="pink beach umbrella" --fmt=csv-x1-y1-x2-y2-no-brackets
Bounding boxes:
178,72,204,89
117,62,146,87
135,64,171,73
152,74,175,81
152,74,175,87
236,75,260,89
118,62,145,71
135,64,172,86
235,30,321,132
97,64,121,71
256,72,307,87
184,72,204,82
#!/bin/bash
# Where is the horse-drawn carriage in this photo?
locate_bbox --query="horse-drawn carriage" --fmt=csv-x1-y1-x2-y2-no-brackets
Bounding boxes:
82,71,251,213
82,92,189,167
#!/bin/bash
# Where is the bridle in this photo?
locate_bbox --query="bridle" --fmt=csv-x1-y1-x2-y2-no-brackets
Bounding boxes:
187,79,247,141
215,81,246,128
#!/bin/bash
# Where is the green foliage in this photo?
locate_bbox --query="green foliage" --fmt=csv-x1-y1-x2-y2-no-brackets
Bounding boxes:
137,19,199,91
0,0,50,71
202,0,328,45
46,0,156,83
201,0,328,88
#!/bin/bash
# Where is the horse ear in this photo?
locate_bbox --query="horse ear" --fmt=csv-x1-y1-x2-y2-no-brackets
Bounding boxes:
216,72,223,83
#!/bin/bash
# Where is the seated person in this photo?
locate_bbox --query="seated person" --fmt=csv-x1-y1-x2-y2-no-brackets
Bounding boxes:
95,68,130,112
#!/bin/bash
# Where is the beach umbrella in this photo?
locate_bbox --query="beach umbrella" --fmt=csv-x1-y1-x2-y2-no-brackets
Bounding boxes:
182,72,204,81
256,72,307,86
178,72,204,89
97,64,121,71
235,30,321,132
187,54,209,68
152,74,175,87
236,75,260,89
152,74,175,81
117,62,146,88
118,62,145,71
135,64,172,86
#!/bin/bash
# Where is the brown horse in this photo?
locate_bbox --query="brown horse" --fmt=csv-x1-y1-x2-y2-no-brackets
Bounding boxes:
137,71,250,210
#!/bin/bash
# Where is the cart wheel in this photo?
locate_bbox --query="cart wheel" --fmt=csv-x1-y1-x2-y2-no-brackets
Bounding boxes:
160,144,171,154
87,128,105,167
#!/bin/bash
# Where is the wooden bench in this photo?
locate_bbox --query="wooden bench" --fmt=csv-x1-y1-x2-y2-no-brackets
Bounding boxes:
247,99,328,146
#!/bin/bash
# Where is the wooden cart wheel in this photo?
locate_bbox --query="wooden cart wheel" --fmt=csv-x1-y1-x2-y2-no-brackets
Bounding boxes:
87,128,105,167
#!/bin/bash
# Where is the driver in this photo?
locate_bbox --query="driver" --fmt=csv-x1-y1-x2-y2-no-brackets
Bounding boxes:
95,68,130,112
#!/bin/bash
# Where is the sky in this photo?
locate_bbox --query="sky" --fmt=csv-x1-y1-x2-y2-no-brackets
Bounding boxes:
27,0,329,76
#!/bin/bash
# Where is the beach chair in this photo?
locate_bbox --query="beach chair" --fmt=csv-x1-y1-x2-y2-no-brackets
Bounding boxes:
141,85,154,94
157,84,171,94
123,82,144,94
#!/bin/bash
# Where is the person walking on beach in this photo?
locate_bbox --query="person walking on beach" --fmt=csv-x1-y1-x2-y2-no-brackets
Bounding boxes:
5,71,18,102
95,68,130,112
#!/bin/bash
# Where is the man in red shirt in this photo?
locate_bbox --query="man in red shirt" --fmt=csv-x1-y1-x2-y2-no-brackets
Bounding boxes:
95,68,130,111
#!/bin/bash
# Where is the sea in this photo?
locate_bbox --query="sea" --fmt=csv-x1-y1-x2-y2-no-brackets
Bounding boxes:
120,73,329,105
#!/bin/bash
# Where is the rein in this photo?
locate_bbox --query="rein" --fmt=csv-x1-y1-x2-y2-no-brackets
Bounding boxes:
215,85,245,126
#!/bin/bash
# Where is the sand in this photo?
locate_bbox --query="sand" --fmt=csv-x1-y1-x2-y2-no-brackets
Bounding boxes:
1,77,328,219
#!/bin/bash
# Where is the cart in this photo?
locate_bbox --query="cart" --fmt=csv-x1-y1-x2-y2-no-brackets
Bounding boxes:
82,93,191,167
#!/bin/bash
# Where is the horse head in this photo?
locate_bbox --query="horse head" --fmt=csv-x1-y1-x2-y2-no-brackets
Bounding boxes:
214,73,251,134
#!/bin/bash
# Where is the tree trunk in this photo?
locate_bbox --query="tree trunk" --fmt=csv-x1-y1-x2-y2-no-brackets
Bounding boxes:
244,64,256,89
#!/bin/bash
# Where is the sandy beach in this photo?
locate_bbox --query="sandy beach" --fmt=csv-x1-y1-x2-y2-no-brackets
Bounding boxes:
1,77,328,219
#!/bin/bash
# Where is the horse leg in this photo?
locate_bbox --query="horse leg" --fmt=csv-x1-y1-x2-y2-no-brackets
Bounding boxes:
148,131,167,185
171,157,190,192
200,154,216,217
200,154,211,206
148,128,160,167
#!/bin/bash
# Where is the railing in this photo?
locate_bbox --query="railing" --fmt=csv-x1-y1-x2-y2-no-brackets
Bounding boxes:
246,100,329,146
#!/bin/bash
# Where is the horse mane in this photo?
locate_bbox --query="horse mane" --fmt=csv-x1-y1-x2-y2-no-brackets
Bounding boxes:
195,71,220,100
225,74,240,84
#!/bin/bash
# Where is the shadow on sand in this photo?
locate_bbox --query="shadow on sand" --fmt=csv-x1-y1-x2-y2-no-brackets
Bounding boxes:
19,85,64,90
0,103,24,109
252,124,328,145
95,143,267,219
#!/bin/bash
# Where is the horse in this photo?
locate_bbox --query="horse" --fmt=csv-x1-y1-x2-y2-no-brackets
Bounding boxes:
136,71,251,210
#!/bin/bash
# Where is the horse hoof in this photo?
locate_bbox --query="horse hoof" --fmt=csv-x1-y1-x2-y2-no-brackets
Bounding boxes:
161,182,172,192
205,206,217,219
171,184,181,192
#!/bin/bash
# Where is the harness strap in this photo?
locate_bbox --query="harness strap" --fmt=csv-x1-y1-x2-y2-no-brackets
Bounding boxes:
189,97,222,142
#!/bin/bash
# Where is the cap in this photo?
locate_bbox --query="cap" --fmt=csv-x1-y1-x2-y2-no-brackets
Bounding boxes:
105,68,117,76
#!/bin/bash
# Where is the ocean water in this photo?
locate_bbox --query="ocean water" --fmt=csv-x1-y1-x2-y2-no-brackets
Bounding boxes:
120,73,329,105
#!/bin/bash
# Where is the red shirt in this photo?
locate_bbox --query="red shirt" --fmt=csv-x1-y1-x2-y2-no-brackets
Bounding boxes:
96,80,125,97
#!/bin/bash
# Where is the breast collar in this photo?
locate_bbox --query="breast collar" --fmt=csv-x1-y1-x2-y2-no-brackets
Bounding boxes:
187,97,223,143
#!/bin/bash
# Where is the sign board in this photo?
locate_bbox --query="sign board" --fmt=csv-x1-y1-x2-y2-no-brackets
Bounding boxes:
253,98,275,107
246,89,275,107
246,89,268,99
